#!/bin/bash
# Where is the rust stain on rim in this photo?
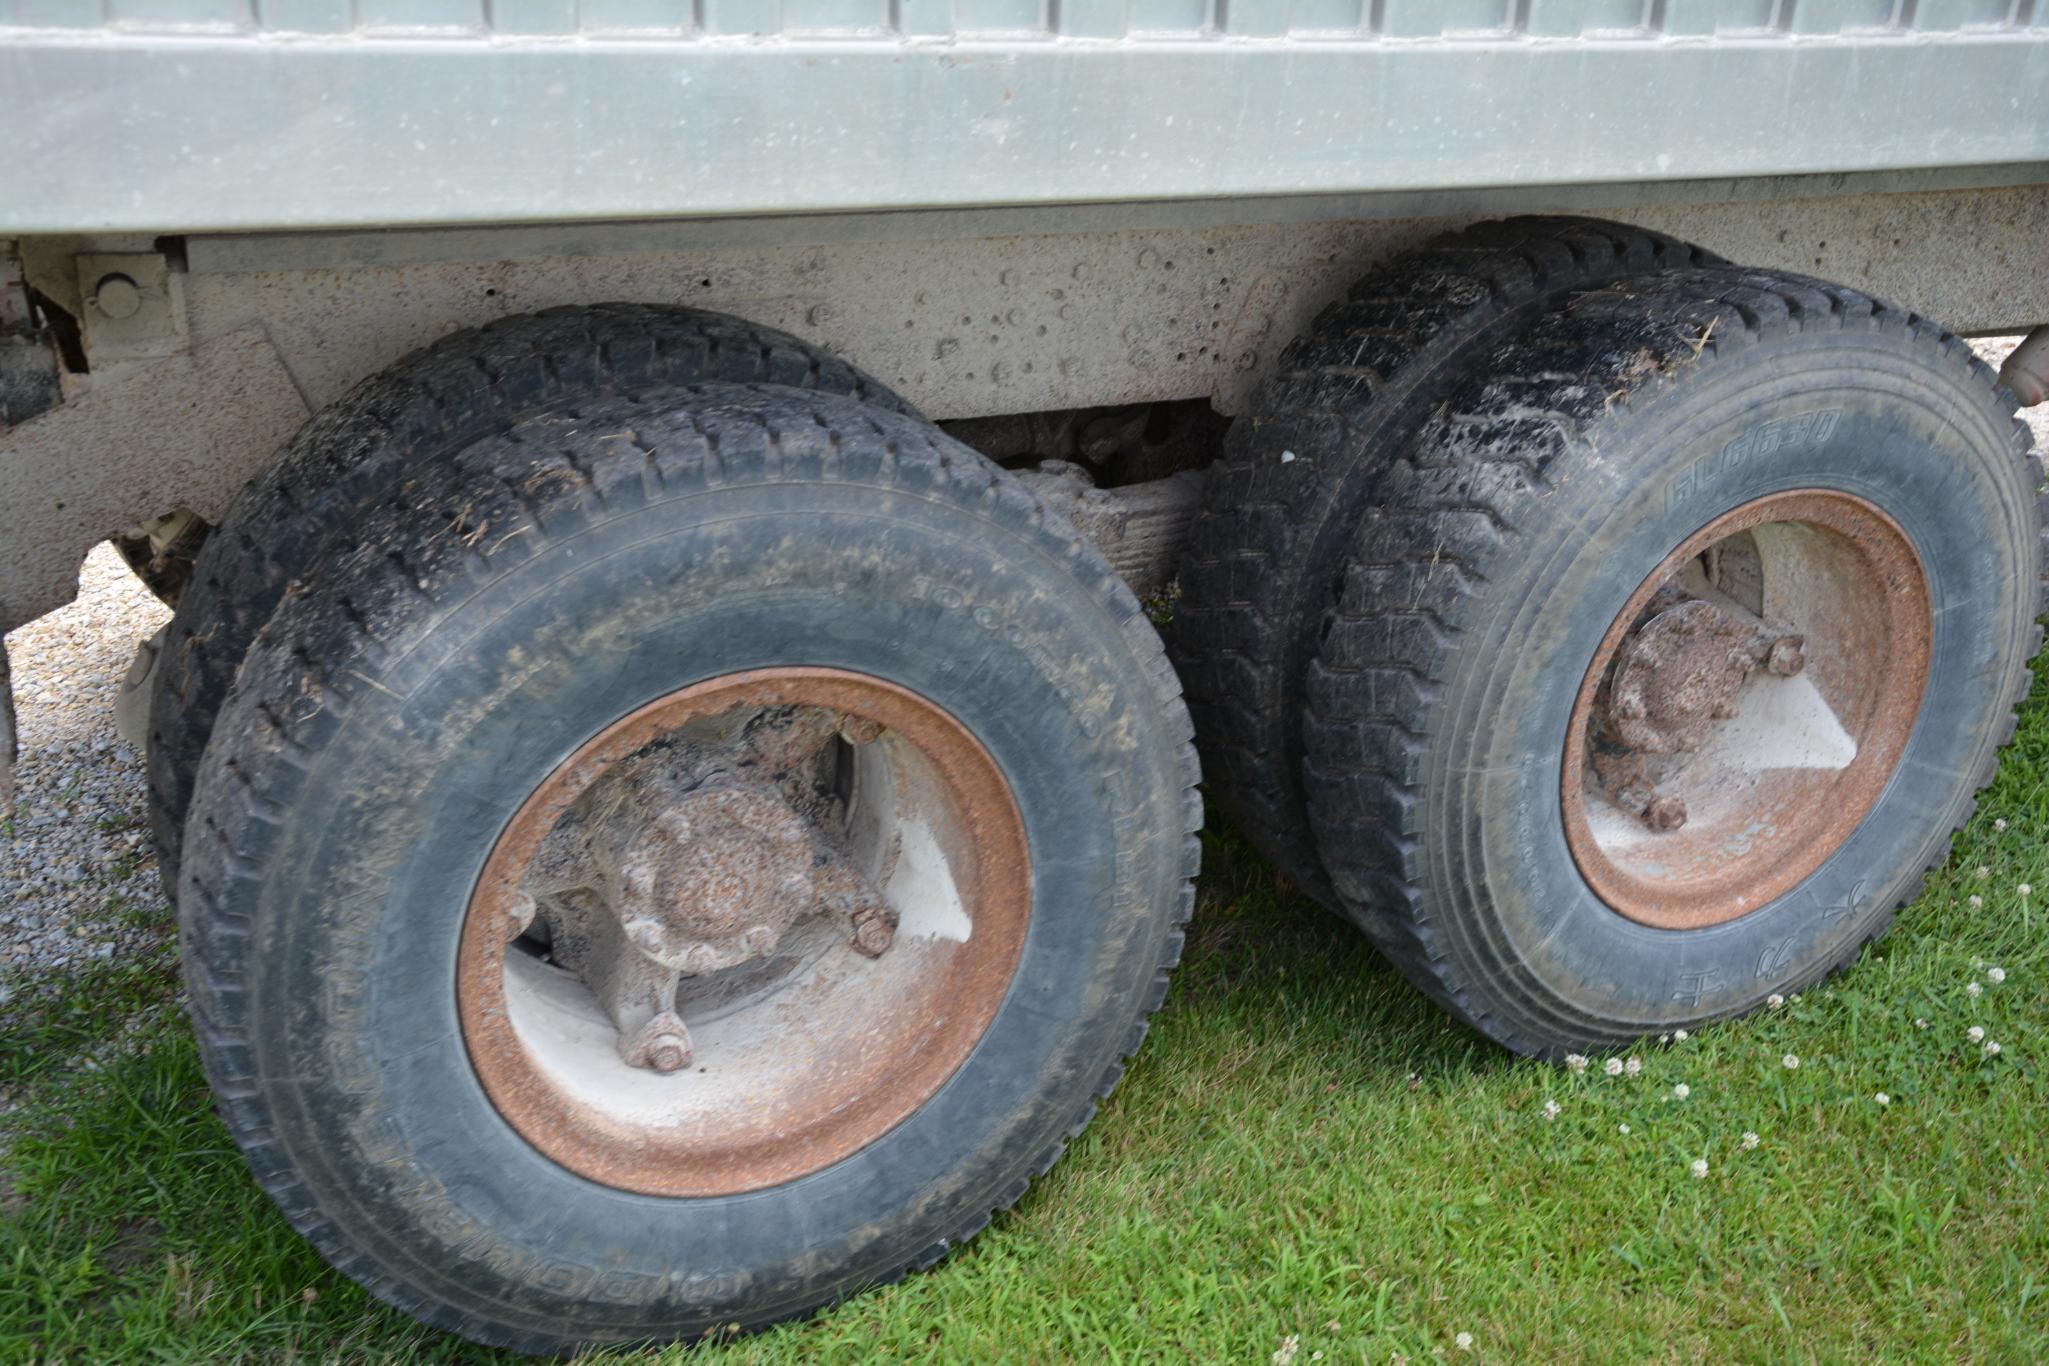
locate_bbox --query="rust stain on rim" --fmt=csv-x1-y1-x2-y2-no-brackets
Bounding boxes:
458,667,1030,1197
1561,491,1931,931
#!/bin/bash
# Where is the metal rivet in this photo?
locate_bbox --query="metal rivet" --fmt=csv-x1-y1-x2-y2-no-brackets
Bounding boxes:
90,273,143,321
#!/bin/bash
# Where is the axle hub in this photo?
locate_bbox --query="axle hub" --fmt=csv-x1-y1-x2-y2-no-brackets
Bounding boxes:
520,709,899,1071
1590,590,1804,832
615,786,819,976
457,667,1032,1196
1561,492,1931,931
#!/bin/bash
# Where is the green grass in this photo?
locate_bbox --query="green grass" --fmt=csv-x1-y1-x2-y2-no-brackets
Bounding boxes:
4,697,2046,1365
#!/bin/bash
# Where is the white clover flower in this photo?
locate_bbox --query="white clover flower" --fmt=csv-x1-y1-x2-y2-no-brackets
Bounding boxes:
1874,1093,1891,1107
1674,1029,1690,1042
1767,994,1785,1009
1984,1040,2002,1058
1690,1158,1709,1180
1565,1053,1589,1074
1625,1055,1643,1077
1605,1058,1625,1077
1741,1131,1761,1150
1967,1026,1985,1043
1542,1098,1562,1121
1969,895,1984,909
1994,818,2008,831
1671,1083,1691,1100
1659,1033,1671,1045
1987,966,2006,985
1273,1334,1300,1366
1914,1018,1929,1029
1454,1331,1474,1352
2022,884,2034,898
1976,865,1991,879
1967,981,1983,998
1618,1123,1631,1135
1790,994,1803,1004
1782,1053,1800,1070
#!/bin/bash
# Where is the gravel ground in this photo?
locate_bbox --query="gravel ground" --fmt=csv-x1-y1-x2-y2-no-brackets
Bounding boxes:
2,544,172,1020
1,338,2044,1029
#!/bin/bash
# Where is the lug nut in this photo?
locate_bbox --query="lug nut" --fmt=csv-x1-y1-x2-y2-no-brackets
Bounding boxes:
850,910,895,957
1765,637,1806,677
645,1034,692,1073
1645,795,1688,831
840,716,885,746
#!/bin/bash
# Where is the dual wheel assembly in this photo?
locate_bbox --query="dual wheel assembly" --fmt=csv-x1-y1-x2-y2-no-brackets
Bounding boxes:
1177,218,2042,1050
147,224,2040,1350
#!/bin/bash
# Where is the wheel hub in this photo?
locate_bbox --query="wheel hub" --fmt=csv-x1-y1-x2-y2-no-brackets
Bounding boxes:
458,667,1029,1196
1590,595,1807,831
1562,491,1931,930
616,786,822,972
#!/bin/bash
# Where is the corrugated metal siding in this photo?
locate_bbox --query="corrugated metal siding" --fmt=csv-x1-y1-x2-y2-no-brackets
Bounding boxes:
5,0,2039,40
4,1,2046,232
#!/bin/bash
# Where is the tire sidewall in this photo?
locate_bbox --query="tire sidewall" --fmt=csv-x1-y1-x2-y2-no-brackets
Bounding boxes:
1424,331,2035,1035
229,465,1183,1340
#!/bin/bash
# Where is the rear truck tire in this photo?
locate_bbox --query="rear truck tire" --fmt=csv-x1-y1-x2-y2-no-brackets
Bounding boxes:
1172,217,1721,902
1301,266,2043,1055
178,383,1199,1351
148,304,906,893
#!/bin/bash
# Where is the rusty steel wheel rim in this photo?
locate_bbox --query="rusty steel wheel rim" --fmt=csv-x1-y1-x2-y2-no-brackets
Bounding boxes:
1561,490,1931,930
458,667,1030,1197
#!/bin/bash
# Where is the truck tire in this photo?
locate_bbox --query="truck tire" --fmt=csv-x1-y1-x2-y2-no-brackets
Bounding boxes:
1173,218,1720,901
179,383,1199,1351
148,304,904,892
1302,266,2043,1054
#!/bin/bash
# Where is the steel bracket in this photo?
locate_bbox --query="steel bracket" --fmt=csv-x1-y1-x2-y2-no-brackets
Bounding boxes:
76,251,185,362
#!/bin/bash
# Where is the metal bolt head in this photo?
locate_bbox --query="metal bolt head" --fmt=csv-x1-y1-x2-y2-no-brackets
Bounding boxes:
1645,795,1688,832
1766,637,1806,677
645,1033,692,1073
839,715,885,746
851,913,895,958
90,273,144,321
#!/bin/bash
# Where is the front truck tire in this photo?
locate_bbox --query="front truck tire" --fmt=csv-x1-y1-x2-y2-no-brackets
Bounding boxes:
1303,267,2043,1054
178,384,1199,1350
